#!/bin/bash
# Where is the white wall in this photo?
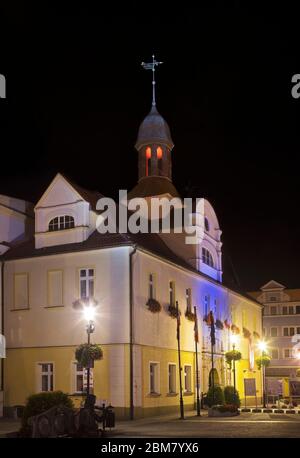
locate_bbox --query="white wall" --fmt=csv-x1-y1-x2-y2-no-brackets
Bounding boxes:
4,246,131,348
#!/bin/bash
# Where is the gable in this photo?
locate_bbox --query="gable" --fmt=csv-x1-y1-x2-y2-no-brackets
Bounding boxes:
260,280,286,291
35,174,85,209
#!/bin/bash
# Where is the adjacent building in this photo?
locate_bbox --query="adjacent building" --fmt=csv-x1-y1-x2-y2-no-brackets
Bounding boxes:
249,280,300,400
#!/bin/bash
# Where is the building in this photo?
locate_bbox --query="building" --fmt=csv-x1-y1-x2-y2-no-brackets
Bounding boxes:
0,195,34,416
1,83,263,418
249,280,300,400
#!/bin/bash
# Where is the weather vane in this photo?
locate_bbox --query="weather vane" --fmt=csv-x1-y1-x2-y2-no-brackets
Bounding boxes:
141,54,163,107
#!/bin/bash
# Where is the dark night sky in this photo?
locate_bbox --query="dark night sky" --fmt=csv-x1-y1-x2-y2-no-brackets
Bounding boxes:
0,4,300,291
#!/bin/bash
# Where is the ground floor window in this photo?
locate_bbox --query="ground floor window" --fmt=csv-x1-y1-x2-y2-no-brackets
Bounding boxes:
184,365,192,392
37,362,54,392
149,362,160,394
168,363,176,394
73,362,84,393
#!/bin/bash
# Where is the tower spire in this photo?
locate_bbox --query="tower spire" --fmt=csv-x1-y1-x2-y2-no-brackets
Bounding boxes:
141,54,163,107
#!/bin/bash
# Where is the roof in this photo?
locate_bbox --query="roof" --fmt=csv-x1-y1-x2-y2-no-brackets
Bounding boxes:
128,176,180,200
135,106,174,150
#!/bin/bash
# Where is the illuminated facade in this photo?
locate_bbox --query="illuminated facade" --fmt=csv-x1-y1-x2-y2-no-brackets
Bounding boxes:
249,280,300,398
0,101,263,419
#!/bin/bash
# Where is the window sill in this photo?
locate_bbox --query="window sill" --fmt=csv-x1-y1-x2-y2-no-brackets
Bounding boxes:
183,391,194,396
44,305,64,309
10,308,30,312
166,392,178,397
147,392,161,398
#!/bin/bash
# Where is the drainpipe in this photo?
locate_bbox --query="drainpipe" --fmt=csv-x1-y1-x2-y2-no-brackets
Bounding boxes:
129,245,137,420
1,261,4,393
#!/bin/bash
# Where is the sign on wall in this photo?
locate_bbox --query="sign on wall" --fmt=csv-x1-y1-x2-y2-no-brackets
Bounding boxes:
244,378,256,396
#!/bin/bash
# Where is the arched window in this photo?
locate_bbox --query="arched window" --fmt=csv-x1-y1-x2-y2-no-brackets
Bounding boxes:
202,247,214,267
157,146,163,174
49,215,75,232
145,147,151,176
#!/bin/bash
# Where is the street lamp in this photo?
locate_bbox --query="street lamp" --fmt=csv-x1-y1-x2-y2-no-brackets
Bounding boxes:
83,305,96,396
230,334,239,398
258,340,268,408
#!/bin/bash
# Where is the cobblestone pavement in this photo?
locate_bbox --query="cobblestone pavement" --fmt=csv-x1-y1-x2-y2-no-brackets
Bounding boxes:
112,411,300,438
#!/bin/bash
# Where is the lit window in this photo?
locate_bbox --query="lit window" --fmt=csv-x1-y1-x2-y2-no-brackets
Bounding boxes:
284,349,292,359
157,147,163,174
186,288,192,313
168,364,176,394
169,281,175,307
146,147,151,176
38,363,53,392
73,362,84,393
49,215,75,232
80,268,95,299
204,217,210,232
202,248,214,267
149,362,159,394
184,365,192,392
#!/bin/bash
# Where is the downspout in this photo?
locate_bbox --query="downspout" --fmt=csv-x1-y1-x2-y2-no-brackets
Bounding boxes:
129,244,137,420
1,261,4,393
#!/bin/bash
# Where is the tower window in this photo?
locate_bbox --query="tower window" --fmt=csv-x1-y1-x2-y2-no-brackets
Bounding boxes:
146,147,151,176
157,147,163,174
49,215,75,231
202,248,214,268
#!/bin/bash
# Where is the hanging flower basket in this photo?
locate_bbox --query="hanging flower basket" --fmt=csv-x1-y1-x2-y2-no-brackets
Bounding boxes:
168,304,180,319
185,309,196,321
253,331,260,339
224,319,231,329
203,314,209,324
243,327,251,339
75,343,103,368
146,298,161,313
231,324,240,334
256,354,271,370
216,319,224,330
225,350,242,368
72,297,99,310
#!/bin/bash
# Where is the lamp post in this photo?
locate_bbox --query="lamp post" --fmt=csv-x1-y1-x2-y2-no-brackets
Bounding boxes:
231,334,239,399
258,340,268,408
83,305,96,396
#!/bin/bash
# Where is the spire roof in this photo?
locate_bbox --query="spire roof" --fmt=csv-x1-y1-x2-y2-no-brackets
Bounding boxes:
135,105,174,150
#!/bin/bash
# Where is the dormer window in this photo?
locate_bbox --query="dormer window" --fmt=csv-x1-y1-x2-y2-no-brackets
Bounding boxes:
202,247,214,268
49,215,75,232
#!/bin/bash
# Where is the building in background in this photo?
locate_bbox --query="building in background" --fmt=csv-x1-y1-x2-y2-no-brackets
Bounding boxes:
0,195,34,417
249,280,300,400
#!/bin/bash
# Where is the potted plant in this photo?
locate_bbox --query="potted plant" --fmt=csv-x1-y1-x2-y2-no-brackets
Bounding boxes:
253,331,260,339
75,343,103,368
168,304,180,319
256,353,271,370
216,319,224,330
231,324,240,334
146,298,161,313
185,308,196,321
243,327,251,339
225,350,242,368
